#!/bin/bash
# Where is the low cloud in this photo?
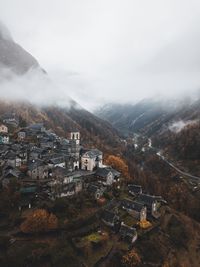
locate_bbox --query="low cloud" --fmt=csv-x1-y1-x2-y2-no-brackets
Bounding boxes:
169,120,198,133
0,67,73,108
1,1,200,110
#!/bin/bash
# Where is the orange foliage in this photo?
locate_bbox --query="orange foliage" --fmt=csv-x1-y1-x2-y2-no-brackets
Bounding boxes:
122,249,141,267
21,209,58,233
105,155,129,178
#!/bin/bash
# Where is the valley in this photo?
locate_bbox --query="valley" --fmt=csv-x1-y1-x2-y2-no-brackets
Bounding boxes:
0,18,200,267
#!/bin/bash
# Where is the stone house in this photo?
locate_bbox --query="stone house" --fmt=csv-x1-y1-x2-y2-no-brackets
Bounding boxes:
95,167,120,186
136,194,161,218
27,160,49,179
87,183,104,199
81,149,103,171
0,124,8,134
128,184,142,197
101,210,121,229
121,199,147,222
119,223,138,244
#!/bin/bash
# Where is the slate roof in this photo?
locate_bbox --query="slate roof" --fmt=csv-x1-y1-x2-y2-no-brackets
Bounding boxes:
101,210,119,223
136,194,157,206
87,183,102,193
96,167,112,178
96,167,120,178
4,168,21,178
128,184,142,194
30,147,43,154
63,182,75,192
121,199,145,212
4,150,16,160
120,224,137,238
28,123,44,131
52,166,69,176
28,160,46,171
82,149,102,159
2,113,19,124
49,157,65,165
3,164,14,171
0,144,10,152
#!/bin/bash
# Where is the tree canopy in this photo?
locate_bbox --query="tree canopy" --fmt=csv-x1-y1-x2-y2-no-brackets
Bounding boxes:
21,209,58,233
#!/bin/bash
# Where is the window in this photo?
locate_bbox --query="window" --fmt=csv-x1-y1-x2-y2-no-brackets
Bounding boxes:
153,203,156,211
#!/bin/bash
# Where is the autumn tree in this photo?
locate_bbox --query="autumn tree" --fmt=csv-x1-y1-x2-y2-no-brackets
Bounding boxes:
122,249,141,267
21,209,58,233
105,155,130,178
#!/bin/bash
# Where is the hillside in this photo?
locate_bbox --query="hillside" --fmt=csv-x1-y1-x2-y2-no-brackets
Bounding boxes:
0,100,121,152
0,23,121,152
0,22,39,75
0,22,200,267
96,97,200,137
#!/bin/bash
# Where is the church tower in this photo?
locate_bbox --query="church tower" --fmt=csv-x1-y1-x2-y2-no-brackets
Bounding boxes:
69,131,80,145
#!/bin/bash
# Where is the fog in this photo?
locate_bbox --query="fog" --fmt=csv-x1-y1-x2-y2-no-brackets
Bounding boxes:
0,0,200,110
169,120,199,133
0,67,72,108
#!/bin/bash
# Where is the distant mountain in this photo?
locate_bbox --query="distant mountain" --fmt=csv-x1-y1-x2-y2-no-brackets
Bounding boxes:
96,97,200,174
96,97,200,137
0,22,121,151
0,22,39,74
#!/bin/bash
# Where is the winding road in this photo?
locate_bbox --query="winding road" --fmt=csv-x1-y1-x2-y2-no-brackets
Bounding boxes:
146,137,200,182
156,152,200,182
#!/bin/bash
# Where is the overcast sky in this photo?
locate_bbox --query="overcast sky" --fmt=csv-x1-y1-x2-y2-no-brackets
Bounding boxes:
0,0,200,110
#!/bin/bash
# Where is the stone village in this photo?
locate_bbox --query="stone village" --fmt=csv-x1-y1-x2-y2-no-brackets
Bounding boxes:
0,114,166,248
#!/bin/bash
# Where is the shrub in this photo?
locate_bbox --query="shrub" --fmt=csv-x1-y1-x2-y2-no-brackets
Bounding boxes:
20,209,58,233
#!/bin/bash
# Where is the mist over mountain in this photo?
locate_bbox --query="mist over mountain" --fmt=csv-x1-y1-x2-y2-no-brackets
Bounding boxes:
0,22,121,150
0,22,39,75
0,22,71,106
0,4,200,266
96,96,200,137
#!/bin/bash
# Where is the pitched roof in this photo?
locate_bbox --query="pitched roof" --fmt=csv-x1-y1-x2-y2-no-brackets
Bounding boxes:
49,157,65,165
87,183,102,193
96,167,120,178
4,168,21,178
52,166,69,176
101,210,118,223
96,167,112,178
136,194,157,205
120,224,137,238
28,160,46,171
28,123,44,130
82,149,102,159
63,182,75,192
4,150,16,160
128,184,142,194
121,199,145,212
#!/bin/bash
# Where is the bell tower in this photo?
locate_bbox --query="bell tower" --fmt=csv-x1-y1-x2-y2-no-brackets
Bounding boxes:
69,131,80,145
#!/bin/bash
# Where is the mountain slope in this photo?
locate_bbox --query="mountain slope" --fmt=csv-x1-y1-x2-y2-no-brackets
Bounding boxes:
0,22,39,74
0,23,121,151
96,97,200,176
96,97,200,137
0,100,121,151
